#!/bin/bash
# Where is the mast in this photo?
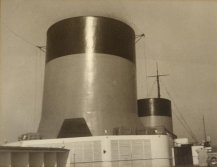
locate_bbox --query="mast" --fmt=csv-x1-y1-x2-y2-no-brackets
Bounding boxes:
148,63,168,98
203,115,207,141
156,63,161,98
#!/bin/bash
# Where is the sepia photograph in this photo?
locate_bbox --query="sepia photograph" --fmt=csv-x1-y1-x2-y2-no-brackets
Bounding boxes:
0,0,217,166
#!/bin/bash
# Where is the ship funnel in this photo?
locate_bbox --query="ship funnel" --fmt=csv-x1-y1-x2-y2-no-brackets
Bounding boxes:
138,98,173,132
38,16,143,138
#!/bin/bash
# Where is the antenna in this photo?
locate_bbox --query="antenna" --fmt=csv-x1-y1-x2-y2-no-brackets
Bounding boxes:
203,115,207,141
148,62,168,98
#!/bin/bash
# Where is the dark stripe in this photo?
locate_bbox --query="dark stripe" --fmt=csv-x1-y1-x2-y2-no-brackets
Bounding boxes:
46,16,135,63
138,98,172,117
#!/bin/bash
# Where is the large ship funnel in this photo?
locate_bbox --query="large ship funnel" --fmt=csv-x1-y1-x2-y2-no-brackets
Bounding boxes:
38,16,143,139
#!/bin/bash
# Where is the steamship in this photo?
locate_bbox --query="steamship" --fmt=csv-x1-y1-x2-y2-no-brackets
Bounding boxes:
0,16,216,167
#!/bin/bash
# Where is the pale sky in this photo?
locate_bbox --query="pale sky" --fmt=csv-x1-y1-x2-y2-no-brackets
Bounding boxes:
1,0,217,144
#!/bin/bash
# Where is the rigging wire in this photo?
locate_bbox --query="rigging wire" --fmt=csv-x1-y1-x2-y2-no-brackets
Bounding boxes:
161,80,199,143
147,78,157,97
2,22,37,47
2,22,46,131
143,44,149,97
2,22,46,53
115,0,149,98
34,48,45,129
164,89,198,142
135,33,149,97
33,48,38,129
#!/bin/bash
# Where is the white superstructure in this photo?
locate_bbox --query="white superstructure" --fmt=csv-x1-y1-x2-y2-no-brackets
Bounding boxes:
4,135,172,167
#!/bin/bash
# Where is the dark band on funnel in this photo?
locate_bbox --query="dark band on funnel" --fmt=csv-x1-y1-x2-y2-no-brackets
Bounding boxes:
138,98,172,117
46,16,135,63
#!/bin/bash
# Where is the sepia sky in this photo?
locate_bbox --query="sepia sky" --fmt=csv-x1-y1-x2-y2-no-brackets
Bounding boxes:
1,0,217,144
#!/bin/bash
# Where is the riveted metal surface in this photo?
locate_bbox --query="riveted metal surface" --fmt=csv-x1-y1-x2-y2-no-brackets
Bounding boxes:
138,98,172,117
46,16,135,63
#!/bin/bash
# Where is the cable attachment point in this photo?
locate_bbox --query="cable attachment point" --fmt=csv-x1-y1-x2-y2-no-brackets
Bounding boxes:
135,33,145,43
36,46,46,53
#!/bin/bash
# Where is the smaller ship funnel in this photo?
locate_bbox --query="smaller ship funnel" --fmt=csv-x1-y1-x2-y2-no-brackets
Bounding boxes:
138,98,173,132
